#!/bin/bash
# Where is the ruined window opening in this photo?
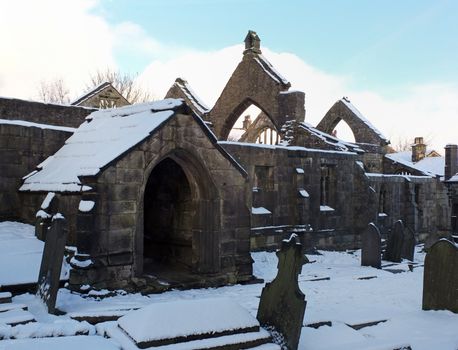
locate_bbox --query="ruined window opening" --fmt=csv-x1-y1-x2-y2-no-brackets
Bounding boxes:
378,187,387,213
99,99,116,109
332,119,356,143
255,127,280,145
320,165,335,206
452,203,458,232
414,184,421,205
228,105,262,141
254,166,274,191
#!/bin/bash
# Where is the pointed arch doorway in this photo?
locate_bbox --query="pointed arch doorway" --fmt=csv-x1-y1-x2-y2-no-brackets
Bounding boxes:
142,153,220,285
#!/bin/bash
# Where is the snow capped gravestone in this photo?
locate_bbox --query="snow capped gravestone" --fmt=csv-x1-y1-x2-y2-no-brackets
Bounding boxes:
257,234,307,350
35,192,56,241
361,223,382,269
36,215,68,314
422,239,458,314
383,220,404,263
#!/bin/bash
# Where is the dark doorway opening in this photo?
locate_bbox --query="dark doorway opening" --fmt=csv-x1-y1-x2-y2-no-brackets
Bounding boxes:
143,158,194,276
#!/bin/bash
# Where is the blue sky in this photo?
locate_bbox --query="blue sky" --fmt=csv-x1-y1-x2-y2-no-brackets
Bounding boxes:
96,0,458,97
1,0,456,150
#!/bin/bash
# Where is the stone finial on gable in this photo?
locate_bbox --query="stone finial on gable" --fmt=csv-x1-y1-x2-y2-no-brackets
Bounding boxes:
244,30,262,54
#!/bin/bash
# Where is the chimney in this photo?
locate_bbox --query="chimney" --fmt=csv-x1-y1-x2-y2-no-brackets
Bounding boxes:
242,115,252,130
445,144,458,180
411,137,426,163
244,30,261,54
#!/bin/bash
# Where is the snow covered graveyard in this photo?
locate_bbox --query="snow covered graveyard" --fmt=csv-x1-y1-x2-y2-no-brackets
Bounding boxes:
1,221,458,349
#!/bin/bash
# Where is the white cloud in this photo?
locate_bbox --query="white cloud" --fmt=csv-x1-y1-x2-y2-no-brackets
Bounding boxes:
0,0,117,99
138,45,458,152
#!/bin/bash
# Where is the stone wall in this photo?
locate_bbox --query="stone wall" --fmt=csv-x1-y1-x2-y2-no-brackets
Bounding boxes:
0,97,94,128
220,142,373,251
368,174,450,244
0,122,74,222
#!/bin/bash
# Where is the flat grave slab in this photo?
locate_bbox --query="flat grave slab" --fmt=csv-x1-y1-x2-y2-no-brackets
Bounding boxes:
118,297,261,348
103,321,276,350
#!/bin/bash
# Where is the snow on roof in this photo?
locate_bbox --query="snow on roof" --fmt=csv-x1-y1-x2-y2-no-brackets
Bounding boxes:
340,97,389,144
174,78,209,115
254,54,290,86
70,82,112,106
0,119,76,133
385,151,444,177
219,141,358,156
20,99,183,192
447,173,458,182
299,122,365,153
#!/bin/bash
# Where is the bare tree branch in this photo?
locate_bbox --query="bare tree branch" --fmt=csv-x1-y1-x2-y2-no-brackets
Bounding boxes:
37,78,70,104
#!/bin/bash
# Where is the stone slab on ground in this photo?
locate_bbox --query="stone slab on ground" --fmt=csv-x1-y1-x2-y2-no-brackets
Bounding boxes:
0,303,27,313
0,335,120,350
0,309,35,326
69,309,137,324
0,292,12,304
100,321,277,350
118,298,261,348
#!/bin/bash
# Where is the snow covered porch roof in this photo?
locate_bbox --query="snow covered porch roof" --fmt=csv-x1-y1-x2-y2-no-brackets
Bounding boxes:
20,99,246,193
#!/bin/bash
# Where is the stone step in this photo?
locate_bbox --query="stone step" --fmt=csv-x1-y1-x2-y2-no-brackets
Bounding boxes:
69,309,137,324
0,309,35,326
0,292,12,304
0,303,28,313
101,322,275,350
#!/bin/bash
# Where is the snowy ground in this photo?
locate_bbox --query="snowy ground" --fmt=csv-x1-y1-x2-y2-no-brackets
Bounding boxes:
0,222,68,286
1,221,458,349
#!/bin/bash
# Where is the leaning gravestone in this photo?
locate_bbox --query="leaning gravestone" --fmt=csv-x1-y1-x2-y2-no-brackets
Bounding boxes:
257,234,307,350
36,215,68,314
401,227,416,262
361,223,382,269
384,220,404,263
422,239,458,313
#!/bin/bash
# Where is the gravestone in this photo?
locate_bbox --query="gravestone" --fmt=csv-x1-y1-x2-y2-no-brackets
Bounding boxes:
361,223,382,269
401,227,416,262
36,215,68,314
422,239,458,313
257,234,307,350
384,220,404,263
35,216,51,241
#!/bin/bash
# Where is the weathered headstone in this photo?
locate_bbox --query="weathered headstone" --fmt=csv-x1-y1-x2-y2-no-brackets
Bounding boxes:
35,215,51,241
361,223,382,269
401,227,416,262
384,220,404,263
422,239,458,313
36,215,68,314
257,234,307,350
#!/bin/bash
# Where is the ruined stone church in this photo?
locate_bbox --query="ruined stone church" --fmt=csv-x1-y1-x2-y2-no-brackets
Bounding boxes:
1,31,457,291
